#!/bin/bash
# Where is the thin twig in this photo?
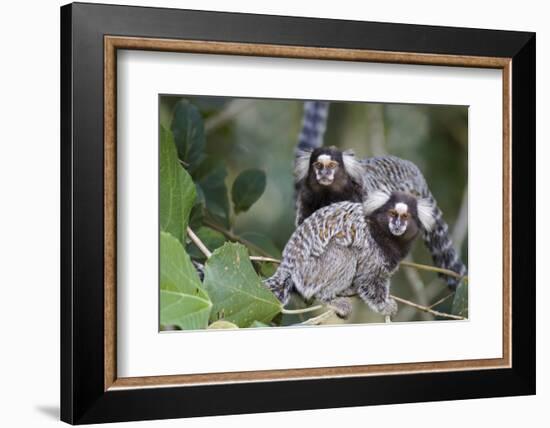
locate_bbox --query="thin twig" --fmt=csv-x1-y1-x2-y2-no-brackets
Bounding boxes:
298,310,336,325
250,256,281,264
251,253,467,283
399,260,466,281
186,227,212,258
391,295,465,320
204,220,272,257
402,255,430,320
428,292,456,309
281,305,324,315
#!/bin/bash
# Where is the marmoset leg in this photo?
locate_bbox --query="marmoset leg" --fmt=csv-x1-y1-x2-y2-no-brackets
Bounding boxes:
318,296,353,319
354,272,397,316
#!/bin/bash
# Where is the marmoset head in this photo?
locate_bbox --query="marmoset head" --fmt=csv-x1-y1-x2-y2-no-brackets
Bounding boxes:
295,146,363,190
363,191,436,239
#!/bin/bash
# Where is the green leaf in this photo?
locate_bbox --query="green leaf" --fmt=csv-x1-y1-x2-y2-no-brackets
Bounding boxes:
231,169,267,214
170,100,206,170
160,126,196,243
250,320,270,328
160,232,212,330
451,282,468,318
188,183,206,230
194,157,230,227
203,242,282,327
186,226,227,261
208,320,239,329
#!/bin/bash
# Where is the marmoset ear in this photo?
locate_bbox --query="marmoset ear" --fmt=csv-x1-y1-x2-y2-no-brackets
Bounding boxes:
363,190,391,215
294,149,313,181
342,149,364,182
416,198,436,232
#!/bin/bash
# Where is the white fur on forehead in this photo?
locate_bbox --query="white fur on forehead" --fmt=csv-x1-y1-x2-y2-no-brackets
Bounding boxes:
395,202,408,214
342,149,364,182
294,149,312,181
416,198,436,232
316,154,332,163
363,190,391,215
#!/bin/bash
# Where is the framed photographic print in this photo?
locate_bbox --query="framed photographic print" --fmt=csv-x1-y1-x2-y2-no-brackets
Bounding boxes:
60,2,535,424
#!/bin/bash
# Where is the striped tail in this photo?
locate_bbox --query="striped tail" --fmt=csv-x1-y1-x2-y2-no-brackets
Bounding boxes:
422,196,467,290
263,266,294,305
296,101,330,153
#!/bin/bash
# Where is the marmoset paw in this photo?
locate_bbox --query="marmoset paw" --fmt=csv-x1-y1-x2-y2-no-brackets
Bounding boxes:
328,298,353,319
380,298,398,317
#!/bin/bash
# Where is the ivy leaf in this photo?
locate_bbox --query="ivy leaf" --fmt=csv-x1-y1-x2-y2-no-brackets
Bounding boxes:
160,126,196,243
160,232,212,330
451,281,468,318
170,100,206,170
203,242,282,327
231,169,267,214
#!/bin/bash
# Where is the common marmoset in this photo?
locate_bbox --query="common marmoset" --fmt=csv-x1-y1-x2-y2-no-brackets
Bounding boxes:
264,191,436,318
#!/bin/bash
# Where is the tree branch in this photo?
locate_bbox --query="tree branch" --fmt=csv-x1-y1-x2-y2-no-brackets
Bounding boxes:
204,220,272,258
250,253,468,283
428,292,455,309
186,227,212,258
298,309,336,325
250,255,281,264
281,305,324,315
399,260,467,281
390,295,464,320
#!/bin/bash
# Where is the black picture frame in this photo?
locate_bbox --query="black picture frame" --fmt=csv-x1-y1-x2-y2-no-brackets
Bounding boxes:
61,2,535,424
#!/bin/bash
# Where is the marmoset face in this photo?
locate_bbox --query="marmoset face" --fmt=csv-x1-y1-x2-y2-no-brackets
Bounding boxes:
312,154,339,186
387,202,411,236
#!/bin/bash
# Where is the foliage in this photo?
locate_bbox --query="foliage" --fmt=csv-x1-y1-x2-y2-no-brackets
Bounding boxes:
159,232,211,330
203,243,282,327
160,101,280,330
159,126,196,243
231,169,267,214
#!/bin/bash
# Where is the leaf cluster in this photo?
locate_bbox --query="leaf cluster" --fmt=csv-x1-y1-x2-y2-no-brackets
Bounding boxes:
160,100,281,330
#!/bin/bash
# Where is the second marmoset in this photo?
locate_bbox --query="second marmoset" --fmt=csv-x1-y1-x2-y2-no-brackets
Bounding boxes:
264,191,436,318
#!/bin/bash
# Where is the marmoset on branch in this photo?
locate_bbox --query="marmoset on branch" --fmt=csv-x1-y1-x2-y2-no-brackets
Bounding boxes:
294,101,467,289
264,191,436,318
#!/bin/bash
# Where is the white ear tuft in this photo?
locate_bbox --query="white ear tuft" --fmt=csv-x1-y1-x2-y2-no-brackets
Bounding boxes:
363,190,391,215
342,149,364,183
416,198,436,232
294,149,312,182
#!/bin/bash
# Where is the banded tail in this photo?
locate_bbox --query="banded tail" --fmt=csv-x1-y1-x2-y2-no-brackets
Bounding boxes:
296,101,330,153
422,194,467,289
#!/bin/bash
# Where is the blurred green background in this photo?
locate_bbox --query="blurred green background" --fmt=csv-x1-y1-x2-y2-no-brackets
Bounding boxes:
160,95,468,325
